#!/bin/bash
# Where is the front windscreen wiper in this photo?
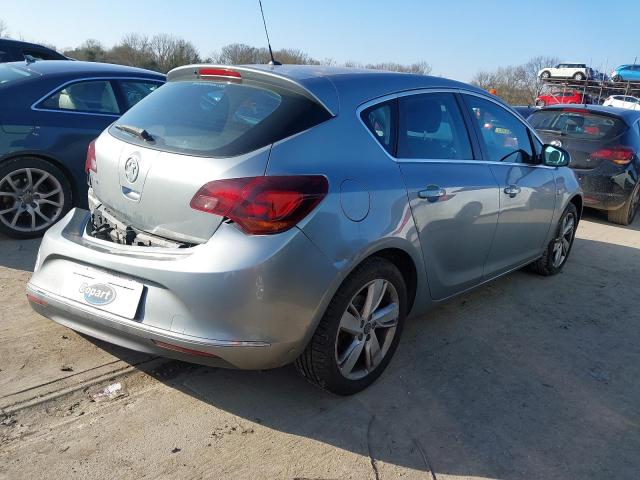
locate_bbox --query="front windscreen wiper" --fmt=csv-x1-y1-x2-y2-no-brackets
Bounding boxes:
114,124,154,142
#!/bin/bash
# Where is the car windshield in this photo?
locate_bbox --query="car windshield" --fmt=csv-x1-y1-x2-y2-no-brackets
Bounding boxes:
529,110,626,139
0,65,34,87
110,80,331,157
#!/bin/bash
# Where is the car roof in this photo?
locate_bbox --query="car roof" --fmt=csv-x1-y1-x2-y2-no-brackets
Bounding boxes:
169,64,491,115
5,59,165,80
538,104,640,122
246,63,485,91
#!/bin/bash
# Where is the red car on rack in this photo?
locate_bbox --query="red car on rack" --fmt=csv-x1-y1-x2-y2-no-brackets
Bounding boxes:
535,90,592,107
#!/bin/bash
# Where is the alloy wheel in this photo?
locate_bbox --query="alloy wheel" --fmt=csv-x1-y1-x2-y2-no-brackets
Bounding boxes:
552,212,575,268
0,167,65,233
335,279,399,380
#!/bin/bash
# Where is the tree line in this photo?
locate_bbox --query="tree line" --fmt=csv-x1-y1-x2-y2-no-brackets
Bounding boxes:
61,36,433,76
2,19,564,105
470,56,561,105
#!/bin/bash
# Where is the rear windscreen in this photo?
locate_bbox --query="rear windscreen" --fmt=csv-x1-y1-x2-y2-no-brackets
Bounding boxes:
529,110,626,139
0,65,34,87
109,80,332,157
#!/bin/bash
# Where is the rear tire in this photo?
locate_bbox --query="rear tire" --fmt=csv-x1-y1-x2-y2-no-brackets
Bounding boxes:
0,157,72,239
535,99,546,107
573,72,586,81
607,185,640,226
528,203,578,276
295,257,407,395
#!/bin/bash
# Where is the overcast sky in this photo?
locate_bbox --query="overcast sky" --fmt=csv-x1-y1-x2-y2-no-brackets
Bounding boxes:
2,0,637,81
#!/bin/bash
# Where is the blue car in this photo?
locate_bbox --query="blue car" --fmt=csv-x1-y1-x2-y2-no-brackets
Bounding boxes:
611,64,640,83
0,60,164,238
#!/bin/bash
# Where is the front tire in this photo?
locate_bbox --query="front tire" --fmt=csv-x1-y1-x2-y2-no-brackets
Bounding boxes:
296,257,407,395
535,99,546,107
0,157,72,239
607,184,640,226
612,74,622,82
529,203,578,276
540,71,551,79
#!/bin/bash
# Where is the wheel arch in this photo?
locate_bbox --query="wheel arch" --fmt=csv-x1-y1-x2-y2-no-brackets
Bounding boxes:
368,247,418,315
569,194,583,222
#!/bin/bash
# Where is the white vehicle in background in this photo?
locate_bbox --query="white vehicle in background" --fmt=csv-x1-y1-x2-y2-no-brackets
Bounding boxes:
603,95,640,110
538,63,590,81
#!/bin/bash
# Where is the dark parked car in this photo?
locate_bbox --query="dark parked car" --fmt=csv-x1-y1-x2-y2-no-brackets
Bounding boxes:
512,105,539,120
0,38,68,63
0,60,164,238
529,105,640,224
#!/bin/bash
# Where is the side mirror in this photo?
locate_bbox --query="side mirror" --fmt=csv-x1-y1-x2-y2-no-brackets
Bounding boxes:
542,144,570,167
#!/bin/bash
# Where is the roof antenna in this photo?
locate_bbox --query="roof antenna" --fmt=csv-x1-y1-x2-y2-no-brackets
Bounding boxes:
258,0,281,65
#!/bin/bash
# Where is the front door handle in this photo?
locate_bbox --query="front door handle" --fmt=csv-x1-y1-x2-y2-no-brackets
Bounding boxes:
418,186,446,200
504,185,521,197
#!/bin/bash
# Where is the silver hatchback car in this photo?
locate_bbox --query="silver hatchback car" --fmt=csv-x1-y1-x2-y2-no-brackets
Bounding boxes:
27,65,582,395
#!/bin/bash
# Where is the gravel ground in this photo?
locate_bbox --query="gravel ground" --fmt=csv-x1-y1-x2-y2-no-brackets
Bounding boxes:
0,209,638,480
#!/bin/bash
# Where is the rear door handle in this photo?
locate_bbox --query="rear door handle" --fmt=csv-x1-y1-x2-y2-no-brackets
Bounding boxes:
503,185,521,197
418,186,446,200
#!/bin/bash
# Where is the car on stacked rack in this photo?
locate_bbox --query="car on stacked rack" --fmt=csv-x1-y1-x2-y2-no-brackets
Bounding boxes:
603,95,640,110
611,65,640,83
535,90,592,107
538,63,590,81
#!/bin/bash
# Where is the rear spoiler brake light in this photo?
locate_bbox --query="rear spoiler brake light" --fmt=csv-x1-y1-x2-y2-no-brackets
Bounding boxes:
197,68,242,80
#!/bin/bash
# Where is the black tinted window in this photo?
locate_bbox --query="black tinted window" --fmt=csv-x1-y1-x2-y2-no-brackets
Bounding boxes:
465,95,533,163
529,110,626,140
397,93,473,160
111,81,332,157
22,49,58,60
119,80,162,109
361,100,396,155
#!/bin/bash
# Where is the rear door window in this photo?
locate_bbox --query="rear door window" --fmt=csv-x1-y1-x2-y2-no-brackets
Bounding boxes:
109,80,332,157
118,80,163,109
361,100,396,155
529,110,626,139
40,80,120,114
397,92,473,160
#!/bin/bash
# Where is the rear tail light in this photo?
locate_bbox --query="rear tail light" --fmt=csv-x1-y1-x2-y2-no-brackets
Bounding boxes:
591,146,635,165
190,175,328,235
85,139,97,173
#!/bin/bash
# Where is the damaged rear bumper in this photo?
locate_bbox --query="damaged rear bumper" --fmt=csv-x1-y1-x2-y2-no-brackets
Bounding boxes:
27,208,339,369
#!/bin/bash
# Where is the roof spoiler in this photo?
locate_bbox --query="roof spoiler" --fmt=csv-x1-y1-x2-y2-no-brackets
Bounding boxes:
167,64,336,116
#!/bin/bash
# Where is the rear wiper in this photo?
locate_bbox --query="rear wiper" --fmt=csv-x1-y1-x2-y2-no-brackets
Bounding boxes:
114,124,154,142
537,128,566,136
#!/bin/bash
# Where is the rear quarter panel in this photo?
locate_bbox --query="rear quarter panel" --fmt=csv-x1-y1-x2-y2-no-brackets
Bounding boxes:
265,84,431,321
